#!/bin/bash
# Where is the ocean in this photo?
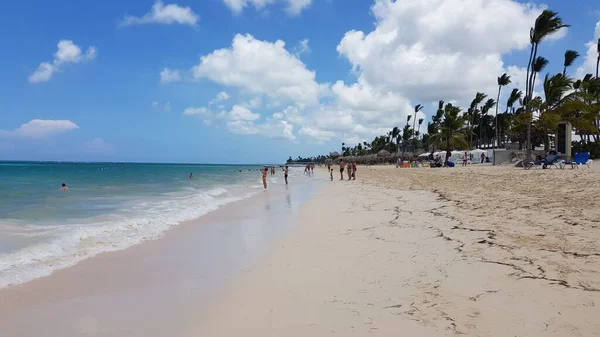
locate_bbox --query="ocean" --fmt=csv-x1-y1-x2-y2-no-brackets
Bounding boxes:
0,162,295,288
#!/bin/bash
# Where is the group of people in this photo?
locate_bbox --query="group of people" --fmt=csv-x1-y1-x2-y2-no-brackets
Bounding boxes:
304,164,315,176
261,165,289,189
327,160,357,181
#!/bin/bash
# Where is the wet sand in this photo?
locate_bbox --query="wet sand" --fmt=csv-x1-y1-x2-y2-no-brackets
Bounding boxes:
0,181,317,337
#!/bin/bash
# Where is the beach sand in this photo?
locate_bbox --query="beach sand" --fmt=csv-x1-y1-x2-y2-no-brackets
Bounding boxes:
193,165,600,336
2,165,600,336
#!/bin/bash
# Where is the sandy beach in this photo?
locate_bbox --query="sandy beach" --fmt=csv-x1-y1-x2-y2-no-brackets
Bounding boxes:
194,165,600,336
2,165,600,336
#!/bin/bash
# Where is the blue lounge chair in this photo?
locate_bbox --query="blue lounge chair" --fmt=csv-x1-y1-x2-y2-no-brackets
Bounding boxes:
523,153,562,170
561,152,593,169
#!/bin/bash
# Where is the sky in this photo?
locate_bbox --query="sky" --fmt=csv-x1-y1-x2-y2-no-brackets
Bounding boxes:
1,0,599,164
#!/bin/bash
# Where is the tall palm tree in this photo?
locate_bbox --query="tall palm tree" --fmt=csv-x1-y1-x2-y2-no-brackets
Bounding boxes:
525,10,569,159
428,103,469,166
495,73,511,149
563,50,580,76
412,104,424,142
468,92,487,148
390,126,401,153
478,99,496,147
417,118,424,139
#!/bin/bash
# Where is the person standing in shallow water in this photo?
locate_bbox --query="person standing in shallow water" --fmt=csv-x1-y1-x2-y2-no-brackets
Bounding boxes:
284,165,289,185
59,183,68,191
261,168,268,189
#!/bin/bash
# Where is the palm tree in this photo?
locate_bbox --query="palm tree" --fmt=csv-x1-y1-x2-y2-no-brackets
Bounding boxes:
390,126,401,153
417,118,424,139
468,92,487,148
525,10,569,159
563,50,580,76
495,73,511,149
412,104,424,142
428,103,469,166
479,99,496,147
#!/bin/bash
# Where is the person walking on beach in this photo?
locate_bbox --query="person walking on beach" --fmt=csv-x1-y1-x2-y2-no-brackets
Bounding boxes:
463,152,469,167
339,160,345,180
261,168,268,189
330,168,334,181
480,152,486,164
284,165,289,185
59,183,68,191
352,161,357,180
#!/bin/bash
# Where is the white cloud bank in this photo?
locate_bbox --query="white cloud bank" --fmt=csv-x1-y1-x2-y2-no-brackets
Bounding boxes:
183,0,565,144
120,1,199,27
576,19,600,79
29,40,96,83
0,120,79,139
222,0,312,16
160,68,182,83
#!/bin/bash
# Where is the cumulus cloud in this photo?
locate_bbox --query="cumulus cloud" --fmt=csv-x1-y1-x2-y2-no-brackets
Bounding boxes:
0,120,79,139
209,91,230,105
192,34,321,107
336,0,546,104
160,68,182,83
29,40,96,83
222,0,312,16
181,0,562,145
576,19,600,79
120,0,199,27
82,138,115,155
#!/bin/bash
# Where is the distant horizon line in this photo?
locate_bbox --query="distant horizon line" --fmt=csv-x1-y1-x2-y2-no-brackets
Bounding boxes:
0,160,286,166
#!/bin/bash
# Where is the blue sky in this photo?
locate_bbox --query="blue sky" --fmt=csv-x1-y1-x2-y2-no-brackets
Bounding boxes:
1,0,599,164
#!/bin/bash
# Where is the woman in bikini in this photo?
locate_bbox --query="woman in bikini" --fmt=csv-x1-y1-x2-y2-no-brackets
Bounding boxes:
284,165,289,185
351,161,357,180
261,168,268,189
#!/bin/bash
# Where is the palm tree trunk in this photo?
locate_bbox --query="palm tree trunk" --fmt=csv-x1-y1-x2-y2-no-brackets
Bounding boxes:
526,43,539,160
525,43,535,106
495,86,501,149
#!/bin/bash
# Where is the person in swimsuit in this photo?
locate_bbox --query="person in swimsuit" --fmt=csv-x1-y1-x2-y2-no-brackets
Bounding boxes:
261,168,268,189
189,173,194,179
339,160,345,180
59,183,68,191
330,168,334,181
347,162,353,180
352,161,357,180
284,165,289,185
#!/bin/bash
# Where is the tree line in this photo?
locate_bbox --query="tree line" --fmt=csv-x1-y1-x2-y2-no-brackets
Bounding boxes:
288,10,600,164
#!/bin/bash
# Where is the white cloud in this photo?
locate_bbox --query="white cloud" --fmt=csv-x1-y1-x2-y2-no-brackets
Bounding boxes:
576,19,600,79
336,0,546,104
120,0,199,27
222,0,312,16
180,0,563,145
293,38,311,57
0,120,79,140
82,138,114,155
160,68,182,83
29,40,96,83
229,105,260,121
153,101,172,112
209,91,230,105
192,34,321,107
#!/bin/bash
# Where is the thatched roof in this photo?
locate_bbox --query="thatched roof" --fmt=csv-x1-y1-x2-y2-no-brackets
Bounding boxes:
377,149,391,157
330,151,340,158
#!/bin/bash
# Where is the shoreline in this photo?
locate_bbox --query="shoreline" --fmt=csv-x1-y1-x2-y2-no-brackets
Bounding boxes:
2,165,599,336
0,177,320,337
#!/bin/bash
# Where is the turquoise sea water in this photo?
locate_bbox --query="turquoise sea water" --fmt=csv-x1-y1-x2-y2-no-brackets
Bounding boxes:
0,162,287,288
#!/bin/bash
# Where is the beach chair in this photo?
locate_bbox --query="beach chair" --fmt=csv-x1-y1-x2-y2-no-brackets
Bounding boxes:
561,152,593,169
523,153,562,170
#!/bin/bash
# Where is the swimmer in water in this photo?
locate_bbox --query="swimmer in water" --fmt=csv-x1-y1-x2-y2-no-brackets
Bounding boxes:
189,173,194,179
59,183,68,191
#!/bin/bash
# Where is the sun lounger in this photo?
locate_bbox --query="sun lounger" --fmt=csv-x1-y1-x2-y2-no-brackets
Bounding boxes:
523,153,562,170
560,152,593,169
